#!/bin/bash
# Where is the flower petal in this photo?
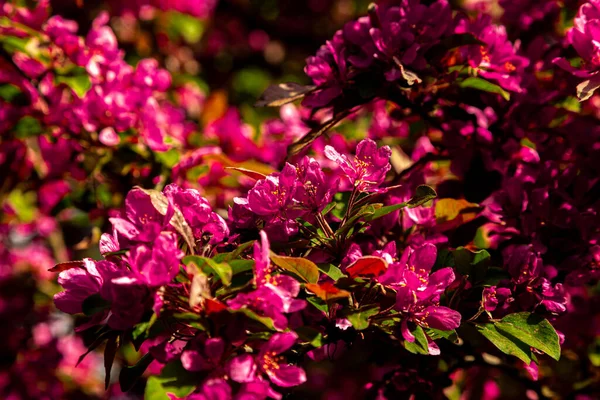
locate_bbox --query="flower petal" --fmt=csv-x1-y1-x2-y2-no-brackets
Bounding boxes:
266,364,307,388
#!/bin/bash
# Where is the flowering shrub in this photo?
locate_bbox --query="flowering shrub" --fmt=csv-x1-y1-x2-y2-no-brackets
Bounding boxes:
2,0,600,398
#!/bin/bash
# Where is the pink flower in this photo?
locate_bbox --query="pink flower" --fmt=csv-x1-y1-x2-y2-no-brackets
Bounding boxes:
127,232,183,287
378,244,461,345
455,15,529,92
228,332,307,389
109,187,174,244
227,232,305,330
294,156,339,212
54,259,104,315
181,337,226,372
164,184,229,244
324,138,391,192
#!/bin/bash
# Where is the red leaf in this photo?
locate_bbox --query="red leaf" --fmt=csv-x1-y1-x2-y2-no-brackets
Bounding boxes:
305,282,350,302
204,299,228,315
346,256,388,278
48,260,84,273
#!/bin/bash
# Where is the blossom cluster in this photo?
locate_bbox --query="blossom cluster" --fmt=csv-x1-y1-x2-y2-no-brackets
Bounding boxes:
301,0,528,109
2,0,600,398
55,138,467,398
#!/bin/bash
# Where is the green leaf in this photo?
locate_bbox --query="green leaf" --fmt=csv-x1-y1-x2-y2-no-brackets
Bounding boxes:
55,75,92,98
407,185,437,208
404,324,430,355
364,201,407,222
475,323,533,363
144,361,196,400
331,192,351,220
316,263,346,281
269,252,320,284
119,353,154,392
213,241,255,263
233,68,271,98
426,328,459,343
236,308,276,331
131,314,161,350
167,11,205,43
345,306,379,330
0,84,24,102
295,326,324,347
306,296,328,313
7,189,36,222
155,148,180,167
495,312,561,361
13,116,42,138
0,35,31,53
183,255,233,286
321,201,337,216
229,259,255,275
433,249,454,271
460,77,510,101
366,185,436,222
453,247,490,283
82,293,111,316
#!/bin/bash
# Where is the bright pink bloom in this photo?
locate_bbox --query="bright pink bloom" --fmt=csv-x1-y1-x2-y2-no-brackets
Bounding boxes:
324,138,391,192
228,332,306,388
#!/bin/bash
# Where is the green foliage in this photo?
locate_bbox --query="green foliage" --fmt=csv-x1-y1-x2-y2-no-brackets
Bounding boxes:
404,324,430,355
476,323,533,363
55,74,92,98
495,312,561,361
269,252,320,284
316,263,346,281
144,361,196,400
460,77,510,101
476,312,561,363
345,305,380,330
184,255,233,286
452,247,491,283
167,12,205,43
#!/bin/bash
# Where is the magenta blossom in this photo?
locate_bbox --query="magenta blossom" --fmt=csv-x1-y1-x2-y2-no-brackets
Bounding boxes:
109,187,174,244
253,231,306,314
293,156,339,213
227,232,305,330
127,232,183,287
227,286,289,331
54,258,149,330
481,286,511,312
369,1,453,79
455,15,529,92
241,163,303,238
303,31,348,108
555,1,600,78
181,337,226,372
324,138,392,192
164,184,229,244
54,259,105,315
228,332,307,389
378,244,461,347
